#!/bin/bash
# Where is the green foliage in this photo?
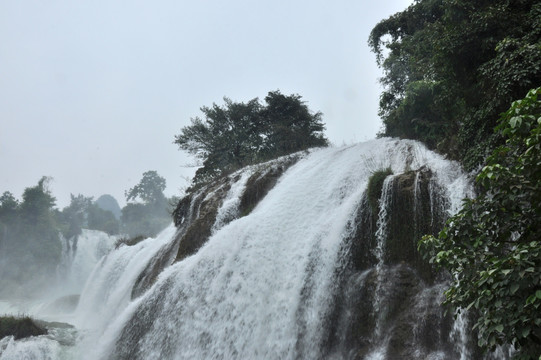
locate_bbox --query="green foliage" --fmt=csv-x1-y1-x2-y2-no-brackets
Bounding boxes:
0,177,62,297
57,194,120,238
87,205,119,235
370,0,541,168
57,194,92,239
175,90,328,189
366,168,393,213
0,192,19,218
0,316,47,340
125,171,167,206
20,177,56,226
419,88,541,358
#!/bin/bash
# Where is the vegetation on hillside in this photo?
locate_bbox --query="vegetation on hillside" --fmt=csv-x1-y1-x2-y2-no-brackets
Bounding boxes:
369,0,541,169
174,90,328,190
419,88,541,358
0,177,62,296
0,170,172,297
371,1,541,356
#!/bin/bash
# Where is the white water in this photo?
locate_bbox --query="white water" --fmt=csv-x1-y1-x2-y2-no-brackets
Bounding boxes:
91,139,473,359
0,229,120,360
372,175,394,344
73,225,177,334
1,139,476,360
59,230,119,296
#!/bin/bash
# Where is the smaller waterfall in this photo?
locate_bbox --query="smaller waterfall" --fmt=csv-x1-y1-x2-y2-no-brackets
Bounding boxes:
57,230,119,296
74,225,176,333
372,175,394,344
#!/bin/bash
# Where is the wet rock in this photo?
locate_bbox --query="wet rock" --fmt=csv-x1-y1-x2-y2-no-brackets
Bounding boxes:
175,178,232,262
238,155,299,217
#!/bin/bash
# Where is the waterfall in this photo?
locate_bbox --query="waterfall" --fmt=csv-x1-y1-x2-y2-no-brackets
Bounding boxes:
87,139,476,360
58,230,119,296
2,139,510,360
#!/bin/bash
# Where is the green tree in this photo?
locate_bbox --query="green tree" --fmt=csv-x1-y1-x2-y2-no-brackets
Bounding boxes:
369,0,541,168
122,171,170,237
19,177,56,226
175,90,328,188
0,192,20,260
0,177,63,295
58,194,93,239
125,170,167,206
260,91,327,157
419,88,541,359
0,192,19,218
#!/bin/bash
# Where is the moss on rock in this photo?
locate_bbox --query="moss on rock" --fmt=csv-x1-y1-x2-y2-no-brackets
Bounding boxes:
366,168,393,213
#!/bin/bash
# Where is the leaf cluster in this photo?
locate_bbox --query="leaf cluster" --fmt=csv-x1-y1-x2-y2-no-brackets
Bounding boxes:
419,88,541,359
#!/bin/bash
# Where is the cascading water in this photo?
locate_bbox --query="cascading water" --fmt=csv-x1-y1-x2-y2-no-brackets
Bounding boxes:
58,230,119,296
86,139,475,360
0,229,120,360
1,139,511,360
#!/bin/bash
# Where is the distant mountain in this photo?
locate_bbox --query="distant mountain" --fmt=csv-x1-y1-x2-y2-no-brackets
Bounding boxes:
95,194,121,220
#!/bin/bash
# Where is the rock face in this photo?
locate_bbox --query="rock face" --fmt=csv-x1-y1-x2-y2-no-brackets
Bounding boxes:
172,154,301,263
165,163,466,359
143,158,470,359
320,167,492,360
95,194,122,220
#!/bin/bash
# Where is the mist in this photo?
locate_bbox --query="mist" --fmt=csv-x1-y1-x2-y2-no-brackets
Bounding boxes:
0,0,413,208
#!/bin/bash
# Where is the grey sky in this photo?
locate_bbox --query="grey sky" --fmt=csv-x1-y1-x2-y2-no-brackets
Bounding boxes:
0,0,412,208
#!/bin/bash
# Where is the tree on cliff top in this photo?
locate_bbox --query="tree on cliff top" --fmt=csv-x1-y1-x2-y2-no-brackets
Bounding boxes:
174,91,328,188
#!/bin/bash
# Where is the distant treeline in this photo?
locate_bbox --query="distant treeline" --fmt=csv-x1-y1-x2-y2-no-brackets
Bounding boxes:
0,171,173,297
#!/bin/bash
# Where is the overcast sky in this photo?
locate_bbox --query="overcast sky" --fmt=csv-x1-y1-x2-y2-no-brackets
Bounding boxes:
0,0,413,208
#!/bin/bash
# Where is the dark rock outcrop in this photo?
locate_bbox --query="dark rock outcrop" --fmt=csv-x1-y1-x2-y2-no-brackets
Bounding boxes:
0,316,47,340
238,155,299,217
324,167,459,359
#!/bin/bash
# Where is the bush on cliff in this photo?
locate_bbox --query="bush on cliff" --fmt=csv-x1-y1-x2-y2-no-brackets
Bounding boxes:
419,88,541,359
